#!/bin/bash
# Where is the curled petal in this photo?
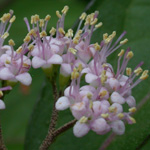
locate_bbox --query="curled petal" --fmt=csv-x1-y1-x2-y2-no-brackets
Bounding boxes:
73,121,90,137
111,92,125,104
91,118,108,133
0,68,14,80
55,96,70,110
47,54,63,64
0,100,5,109
32,56,46,68
16,72,32,86
126,96,136,107
111,120,125,135
60,63,72,77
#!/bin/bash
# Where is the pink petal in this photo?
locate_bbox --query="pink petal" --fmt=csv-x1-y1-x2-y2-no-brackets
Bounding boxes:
47,54,63,64
0,99,5,109
32,56,46,68
60,63,72,77
73,121,90,137
0,68,14,80
55,96,70,110
111,120,125,135
16,72,32,86
111,92,125,104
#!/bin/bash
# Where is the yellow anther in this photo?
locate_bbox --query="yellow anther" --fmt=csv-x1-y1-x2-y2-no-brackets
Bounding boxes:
1,13,11,23
102,63,108,68
126,51,134,59
73,68,77,72
109,106,117,113
8,39,15,46
134,67,143,76
129,116,136,124
5,59,10,64
79,116,88,123
34,14,40,23
129,107,137,113
118,49,125,57
120,38,128,45
140,70,149,80
79,12,87,20
94,42,101,51
56,10,62,18
89,100,93,109
0,91,3,98
99,90,107,98
73,38,79,44
58,28,65,35
39,19,44,27
95,22,103,28
103,33,108,40
1,32,9,39
40,31,47,37
111,31,116,38
90,18,98,25
85,15,91,25
16,46,23,54
28,44,34,51
62,5,69,14
31,15,34,24
101,113,109,118
69,48,77,55
10,15,16,23
126,67,132,76
67,29,73,37
117,113,124,119
24,35,31,43
101,70,107,84
50,27,56,36
78,63,83,72
45,14,51,21
28,29,37,37
23,63,30,67
87,93,92,100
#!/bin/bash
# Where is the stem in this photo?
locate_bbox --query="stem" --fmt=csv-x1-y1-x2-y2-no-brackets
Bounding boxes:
40,82,59,150
0,120,7,150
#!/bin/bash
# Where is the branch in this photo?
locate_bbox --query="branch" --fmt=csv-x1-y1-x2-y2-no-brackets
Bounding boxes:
40,82,58,150
0,119,7,150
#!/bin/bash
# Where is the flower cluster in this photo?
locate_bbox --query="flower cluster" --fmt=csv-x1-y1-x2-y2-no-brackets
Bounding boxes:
52,6,149,137
0,10,32,109
0,6,149,137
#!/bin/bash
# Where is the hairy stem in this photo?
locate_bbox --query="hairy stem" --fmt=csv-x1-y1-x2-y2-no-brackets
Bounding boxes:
0,119,7,150
40,82,58,150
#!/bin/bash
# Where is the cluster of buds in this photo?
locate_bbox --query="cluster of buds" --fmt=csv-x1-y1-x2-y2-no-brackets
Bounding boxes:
54,6,149,137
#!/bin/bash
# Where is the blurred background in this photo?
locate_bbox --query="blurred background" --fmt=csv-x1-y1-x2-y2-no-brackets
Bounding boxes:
0,0,150,150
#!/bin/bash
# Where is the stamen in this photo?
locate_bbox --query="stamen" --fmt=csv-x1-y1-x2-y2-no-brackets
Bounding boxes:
1,32,9,39
58,27,65,35
94,42,101,51
24,35,31,43
9,15,16,23
56,10,62,18
120,38,128,45
101,113,109,118
49,27,56,35
140,70,149,80
129,107,136,113
117,113,124,119
118,49,125,57
126,51,134,59
126,67,132,76
79,116,88,123
69,48,77,55
79,12,86,20
45,14,51,21
61,6,69,14
134,67,143,76
8,39,15,46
